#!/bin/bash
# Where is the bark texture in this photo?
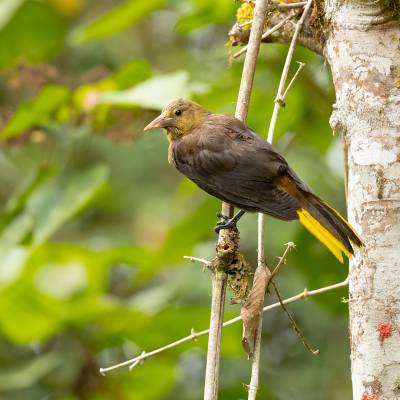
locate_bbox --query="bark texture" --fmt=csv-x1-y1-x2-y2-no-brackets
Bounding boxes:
324,2,400,398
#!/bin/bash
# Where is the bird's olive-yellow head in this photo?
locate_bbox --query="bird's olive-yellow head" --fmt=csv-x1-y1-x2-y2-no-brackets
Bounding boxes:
144,99,209,140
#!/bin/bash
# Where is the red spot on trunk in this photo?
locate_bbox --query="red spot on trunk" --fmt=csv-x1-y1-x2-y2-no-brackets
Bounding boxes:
361,391,378,400
377,322,393,339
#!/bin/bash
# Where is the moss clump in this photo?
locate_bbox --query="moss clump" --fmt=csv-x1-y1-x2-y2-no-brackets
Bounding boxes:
227,253,251,304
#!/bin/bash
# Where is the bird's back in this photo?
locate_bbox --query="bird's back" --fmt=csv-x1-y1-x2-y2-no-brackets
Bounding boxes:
170,113,301,219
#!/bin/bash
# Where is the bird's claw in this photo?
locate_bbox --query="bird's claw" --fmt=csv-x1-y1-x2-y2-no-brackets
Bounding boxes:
216,212,229,221
214,216,237,233
214,210,245,233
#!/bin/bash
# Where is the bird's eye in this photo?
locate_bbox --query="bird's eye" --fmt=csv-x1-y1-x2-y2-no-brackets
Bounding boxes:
174,109,182,116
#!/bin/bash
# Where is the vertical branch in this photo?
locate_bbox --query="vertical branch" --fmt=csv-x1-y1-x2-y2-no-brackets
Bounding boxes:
267,0,313,142
248,1,313,399
247,310,266,399
247,212,268,398
247,219,271,400
203,0,271,399
203,272,228,400
247,211,270,400
235,0,270,120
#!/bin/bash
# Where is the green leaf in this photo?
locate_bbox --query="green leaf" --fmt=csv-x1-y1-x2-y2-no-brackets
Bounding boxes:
0,352,61,390
0,0,26,30
0,169,56,250
73,60,152,111
26,165,109,245
0,167,55,230
0,286,64,343
175,0,236,33
158,196,218,266
133,196,219,282
72,0,165,43
0,165,109,249
121,361,175,400
0,246,29,287
26,243,111,294
113,60,152,90
35,261,87,299
0,213,33,249
1,85,70,139
0,241,147,343
101,71,206,110
0,1,66,68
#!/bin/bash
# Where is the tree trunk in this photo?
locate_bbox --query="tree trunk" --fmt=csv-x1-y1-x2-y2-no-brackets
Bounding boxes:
325,2,400,398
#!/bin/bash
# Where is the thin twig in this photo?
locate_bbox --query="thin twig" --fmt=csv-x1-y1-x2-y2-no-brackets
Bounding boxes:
204,272,228,400
270,241,296,278
233,13,297,59
278,1,307,8
234,0,270,120
239,20,253,28
280,61,305,104
246,313,263,396
184,256,212,266
272,282,319,355
128,360,140,371
129,351,145,370
246,212,269,400
267,0,313,143
98,277,348,375
239,1,307,30
249,1,313,398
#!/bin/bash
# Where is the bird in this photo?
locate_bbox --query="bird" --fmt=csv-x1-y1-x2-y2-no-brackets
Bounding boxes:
144,99,363,263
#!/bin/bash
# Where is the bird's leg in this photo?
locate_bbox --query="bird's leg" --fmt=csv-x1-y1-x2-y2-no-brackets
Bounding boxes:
214,210,246,233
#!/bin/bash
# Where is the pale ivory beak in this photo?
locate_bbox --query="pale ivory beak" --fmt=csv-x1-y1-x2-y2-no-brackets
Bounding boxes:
143,114,173,131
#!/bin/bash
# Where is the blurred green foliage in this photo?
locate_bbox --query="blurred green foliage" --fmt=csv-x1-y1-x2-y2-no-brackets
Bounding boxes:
72,0,166,43
0,0,66,68
1,85,70,138
0,0,350,399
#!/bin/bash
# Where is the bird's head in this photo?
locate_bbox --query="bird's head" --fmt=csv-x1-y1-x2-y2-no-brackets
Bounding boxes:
144,99,209,140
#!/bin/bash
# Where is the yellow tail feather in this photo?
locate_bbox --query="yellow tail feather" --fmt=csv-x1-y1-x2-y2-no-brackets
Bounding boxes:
297,209,352,263
321,200,364,246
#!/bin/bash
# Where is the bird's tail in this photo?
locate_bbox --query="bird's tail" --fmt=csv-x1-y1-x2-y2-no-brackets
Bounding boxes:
297,193,363,263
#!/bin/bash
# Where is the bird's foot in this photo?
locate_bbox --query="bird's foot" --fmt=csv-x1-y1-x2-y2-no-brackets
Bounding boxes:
214,216,236,233
214,210,245,234
216,212,229,221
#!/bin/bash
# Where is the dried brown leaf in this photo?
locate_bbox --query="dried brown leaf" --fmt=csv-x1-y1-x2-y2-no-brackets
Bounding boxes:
240,263,271,357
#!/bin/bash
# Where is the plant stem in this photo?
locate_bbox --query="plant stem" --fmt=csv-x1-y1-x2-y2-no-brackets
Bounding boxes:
267,0,314,143
204,0,271,398
233,13,298,59
248,0,313,398
204,272,228,400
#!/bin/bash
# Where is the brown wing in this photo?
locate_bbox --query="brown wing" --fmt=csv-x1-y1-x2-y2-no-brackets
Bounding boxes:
171,114,303,220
